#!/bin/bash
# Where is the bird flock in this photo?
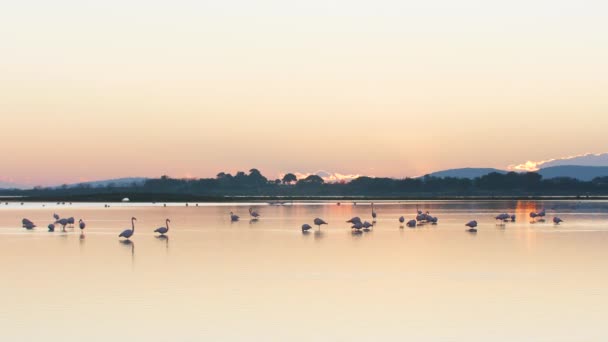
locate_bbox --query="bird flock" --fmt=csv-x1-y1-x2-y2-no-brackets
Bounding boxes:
17,203,565,240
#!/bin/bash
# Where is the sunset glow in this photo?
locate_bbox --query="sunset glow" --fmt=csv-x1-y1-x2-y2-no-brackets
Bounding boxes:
2,0,608,186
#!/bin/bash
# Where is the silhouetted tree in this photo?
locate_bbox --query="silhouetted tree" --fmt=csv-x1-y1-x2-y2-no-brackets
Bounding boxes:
282,173,298,184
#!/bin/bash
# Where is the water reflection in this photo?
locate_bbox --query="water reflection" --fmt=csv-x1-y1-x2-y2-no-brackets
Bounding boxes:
120,240,135,263
313,230,324,240
155,235,169,252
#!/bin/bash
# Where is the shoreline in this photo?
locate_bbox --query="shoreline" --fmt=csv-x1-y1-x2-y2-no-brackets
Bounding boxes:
2,194,608,203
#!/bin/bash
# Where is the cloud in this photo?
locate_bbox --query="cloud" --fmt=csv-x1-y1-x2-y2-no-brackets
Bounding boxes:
508,152,608,172
283,170,362,183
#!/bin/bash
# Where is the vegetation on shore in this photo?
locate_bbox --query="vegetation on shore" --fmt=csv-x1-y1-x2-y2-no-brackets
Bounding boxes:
2,169,608,201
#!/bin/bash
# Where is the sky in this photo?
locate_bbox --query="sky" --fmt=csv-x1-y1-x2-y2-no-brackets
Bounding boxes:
2,0,608,186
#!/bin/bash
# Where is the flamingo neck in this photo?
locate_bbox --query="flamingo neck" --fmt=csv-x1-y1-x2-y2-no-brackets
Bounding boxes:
166,220,170,231
131,219,135,231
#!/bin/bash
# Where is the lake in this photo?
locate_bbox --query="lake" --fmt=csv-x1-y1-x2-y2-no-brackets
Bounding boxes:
1,200,607,341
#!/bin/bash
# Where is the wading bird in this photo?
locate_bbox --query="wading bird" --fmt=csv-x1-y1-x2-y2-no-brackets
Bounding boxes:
230,212,240,222
347,217,362,225
48,224,55,232
302,224,312,232
119,217,137,240
371,203,377,221
351,222,364,231
154,219,170,235
465,220,478,232
406,220,417,228
79,219,86,230
55,218,69,231
249,208,260,220
314,218,327,230
553,217,563,225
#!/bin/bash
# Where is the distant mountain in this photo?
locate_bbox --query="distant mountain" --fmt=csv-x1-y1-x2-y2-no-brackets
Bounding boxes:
59,177,149,189
538,165,608,181
540,153,608,168
0,181,30,190
426,168,507,179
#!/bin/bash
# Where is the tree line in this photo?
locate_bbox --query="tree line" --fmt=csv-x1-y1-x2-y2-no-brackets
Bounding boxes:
3,169,608,200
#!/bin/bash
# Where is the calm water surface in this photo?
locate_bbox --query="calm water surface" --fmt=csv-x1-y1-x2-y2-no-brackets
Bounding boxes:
1,200,607,341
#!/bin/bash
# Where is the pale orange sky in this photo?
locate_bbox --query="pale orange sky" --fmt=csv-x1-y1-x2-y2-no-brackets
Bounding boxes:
2,1,608,186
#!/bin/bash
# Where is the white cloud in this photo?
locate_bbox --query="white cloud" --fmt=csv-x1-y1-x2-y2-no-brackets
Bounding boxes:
282,170,362,183
508,152,608,171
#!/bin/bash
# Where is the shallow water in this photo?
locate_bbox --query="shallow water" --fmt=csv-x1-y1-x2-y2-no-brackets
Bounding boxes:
1,200,608,341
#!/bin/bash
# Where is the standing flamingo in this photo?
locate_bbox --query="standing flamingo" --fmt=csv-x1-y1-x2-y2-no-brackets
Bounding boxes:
230,212,240,222
119,217,137,239
301,224,312,232
79,219,86,230
371,203,377,221
55,218,69,231
249,208,260,220
313,218,327,230
154,219,171,235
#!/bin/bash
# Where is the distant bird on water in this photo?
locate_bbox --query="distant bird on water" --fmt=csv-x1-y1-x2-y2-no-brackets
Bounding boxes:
48,224,55,232
362,221,373,231
230,212,240,222
351,222,364,230
399,216,405,224
313,218,327,230
249,208,260,220
22,218,34,228
154,219,171,235
55,218,69,231
67,217,75,228
23,221,36,230
79,219,86,230
347,217,362,225
371,203,377,221
553,217,563,225
406,220,417,228
465,220,478,232
119,217,137,240
302,224,312,232
53,213,60,220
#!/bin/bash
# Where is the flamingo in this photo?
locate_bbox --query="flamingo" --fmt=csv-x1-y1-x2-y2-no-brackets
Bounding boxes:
362,221,373,231
249,208,260,220
351,222,364,231
301,224,312,232
399,216,405,224
22,218,34,228
67,217,75,228
553,217,563,225
53,213,60,220
230,212,240,222
79,219,86,230
48,224,55,232
23,221,36,230
465,220,478,232
55,218,69,231
154,219,170,235
118,217,137,239
347,217,362,225
313,218,327,230
406,219,417,228
371,203,377,221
